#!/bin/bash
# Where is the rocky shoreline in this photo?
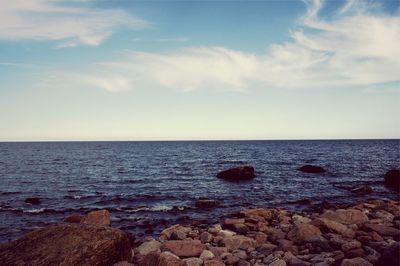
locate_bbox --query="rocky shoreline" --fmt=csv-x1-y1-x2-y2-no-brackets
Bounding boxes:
0,199,399,266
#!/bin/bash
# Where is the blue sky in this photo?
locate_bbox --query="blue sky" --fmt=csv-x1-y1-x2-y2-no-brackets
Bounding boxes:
0,0,399,141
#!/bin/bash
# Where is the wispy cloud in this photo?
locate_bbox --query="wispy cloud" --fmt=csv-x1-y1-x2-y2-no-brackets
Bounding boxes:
50,0,400,91
0,0,148,46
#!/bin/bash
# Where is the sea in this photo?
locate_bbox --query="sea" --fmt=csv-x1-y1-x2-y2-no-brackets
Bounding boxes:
0,140,399,243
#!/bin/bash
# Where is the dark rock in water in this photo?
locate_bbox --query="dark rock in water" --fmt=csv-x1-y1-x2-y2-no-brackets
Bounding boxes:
216,165,255,181
384,169,400,191
63,214,83,223
334,184,373,195
195,199,219,208
25,197,41,205
0,223,131,266
298,165,325,174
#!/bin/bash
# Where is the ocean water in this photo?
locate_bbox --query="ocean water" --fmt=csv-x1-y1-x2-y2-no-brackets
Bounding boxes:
0,140,399,243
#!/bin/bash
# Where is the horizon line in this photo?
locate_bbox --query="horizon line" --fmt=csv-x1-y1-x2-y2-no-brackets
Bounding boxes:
0,137,399,143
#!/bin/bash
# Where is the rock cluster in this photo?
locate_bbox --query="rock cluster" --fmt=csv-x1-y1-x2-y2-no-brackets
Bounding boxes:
131,199,399,266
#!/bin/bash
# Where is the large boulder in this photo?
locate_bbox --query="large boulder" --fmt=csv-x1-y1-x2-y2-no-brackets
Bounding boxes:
298,165,325,173
320,209,368,225
161,240,205,257
24,197,41,205
287,224,322,243
0,223,131,266
82,209,111,226
384,169,400,191
221,235,256,251
216,165,255,181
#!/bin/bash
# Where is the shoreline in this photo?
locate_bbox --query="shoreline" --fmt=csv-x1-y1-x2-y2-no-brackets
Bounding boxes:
0,198,399,266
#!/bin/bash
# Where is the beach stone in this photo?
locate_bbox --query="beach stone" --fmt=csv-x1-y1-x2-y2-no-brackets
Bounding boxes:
113,261,134,266
346,248,365,258
170,231,187,240
320,209,368,225
0,223,131,266
268,259,287,266
200,231,213,243
136,239,162,256
364,246,380,264
364,223,400,237
219,229,236,237
222,235,256,251
216,165,255,181
311,218,355,237
63,214,82,223
282,252,310,266
232,223,249,234
183,257,203,266
204,259,225,266
140,251,184,266
161,240,205,257
82,209,111,226
384,169,400,191
200,250,215,260
287,224,322,243
341,240,361,252
225,254,240,264
341,257,372,266
373,210,394,223
254,232,268,245
209,224,222,235
160,224,192,241
237,259,251,266
298,165,325,173
256,243,278,255
24,197,41,205
292,215,311,225
208,246,228,257
224,218,245,225
266,227,286,242
195,199,219,208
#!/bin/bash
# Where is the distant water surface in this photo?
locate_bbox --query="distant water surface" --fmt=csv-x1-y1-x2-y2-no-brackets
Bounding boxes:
0,140,399,242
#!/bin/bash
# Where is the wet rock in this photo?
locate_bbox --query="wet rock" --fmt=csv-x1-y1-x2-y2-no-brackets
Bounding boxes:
161,240,205,257
183,257,203,266
243,208,277,219
349,185,373,195
216,165,255,181
195,199,219,208
24,197,41,205
140,251,184,266
222,235,256,251
268,259,287,266
298,165,325,174
136,239,162,256
341,257,372,266
384,169,400,191
63,214,82,223
320,209,368,225
0,223,131,266
82,209,111,226
287,224,322,243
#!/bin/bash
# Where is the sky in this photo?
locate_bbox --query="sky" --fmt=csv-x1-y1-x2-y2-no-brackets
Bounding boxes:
0,0,399,141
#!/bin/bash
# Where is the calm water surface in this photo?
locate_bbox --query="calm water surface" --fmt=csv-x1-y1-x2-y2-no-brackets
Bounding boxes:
0,140,399,242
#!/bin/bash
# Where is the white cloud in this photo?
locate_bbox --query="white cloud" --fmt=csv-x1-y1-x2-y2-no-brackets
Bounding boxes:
49,0,400,91
0,0,148,46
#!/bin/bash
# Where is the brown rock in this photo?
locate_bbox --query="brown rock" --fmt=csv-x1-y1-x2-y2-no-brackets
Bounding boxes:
160,225,192,241
195,199,219,209
222,235,256,251
204,259,225,266
341,257,372,266
114,261,134,266
364,223,400,237
341,240,361,252
200,232,213,243
287,224,322,243
242,208,277,219
320,209,368,225
136,240,162,256
140,251,184,266
161,240,205,257
224,218,245,225
208,246,228,257
183,257,203,266
346,248,365,258
63,214,82,223
0,223,131,266
311,218,354,237
82,209,111,226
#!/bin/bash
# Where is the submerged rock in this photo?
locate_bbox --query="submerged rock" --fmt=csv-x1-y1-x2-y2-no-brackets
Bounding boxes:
298,165,325,173
195,199,219,208
216,165,255,181
0,223,131,266
384,169,400,191
24,197,41,205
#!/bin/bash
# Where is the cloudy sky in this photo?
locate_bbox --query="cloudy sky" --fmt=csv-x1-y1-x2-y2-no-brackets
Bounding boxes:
0,0,399,141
